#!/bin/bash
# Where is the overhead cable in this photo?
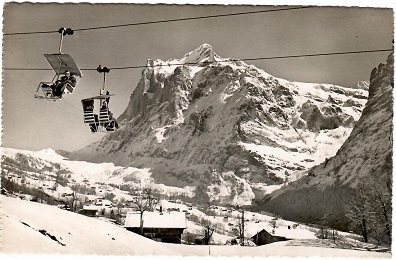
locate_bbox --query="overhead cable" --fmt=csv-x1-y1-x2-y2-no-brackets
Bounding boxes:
4,6,311,36
4,48,393,71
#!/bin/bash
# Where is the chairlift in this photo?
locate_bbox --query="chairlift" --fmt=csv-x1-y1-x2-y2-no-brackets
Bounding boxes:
35,27,82,101
81,65,118,133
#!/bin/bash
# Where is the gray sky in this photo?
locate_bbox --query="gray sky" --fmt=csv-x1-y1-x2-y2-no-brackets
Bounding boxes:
2,2,394,152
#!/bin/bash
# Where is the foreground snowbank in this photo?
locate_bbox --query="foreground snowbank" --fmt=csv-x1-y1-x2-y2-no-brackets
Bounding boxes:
1,196,391,258
1,196,172,255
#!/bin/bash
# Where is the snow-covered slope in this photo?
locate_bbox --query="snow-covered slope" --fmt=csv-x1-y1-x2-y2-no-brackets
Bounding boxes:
261,53,393,228
1,196,174,255
62,43,367,205
1,196,390,257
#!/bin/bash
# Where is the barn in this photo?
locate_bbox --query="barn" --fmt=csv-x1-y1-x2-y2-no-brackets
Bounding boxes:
124,211,187,243
251,228,287,246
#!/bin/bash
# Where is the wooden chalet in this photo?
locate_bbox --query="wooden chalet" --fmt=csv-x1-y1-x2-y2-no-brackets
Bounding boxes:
251,228,287,246
124,211,187,244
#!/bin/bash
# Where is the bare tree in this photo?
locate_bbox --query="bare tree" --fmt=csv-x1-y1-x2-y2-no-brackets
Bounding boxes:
201,219,215,245
236,210,246,245
116,197,125,215
68,191,80,212
318,212,339,241
345,171,392,245
367,172,392,244
345,184,375,243
131,182,161,235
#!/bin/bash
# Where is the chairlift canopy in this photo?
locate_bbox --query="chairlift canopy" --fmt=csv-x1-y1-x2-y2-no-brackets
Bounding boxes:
44,54,83,77
81,94,114,101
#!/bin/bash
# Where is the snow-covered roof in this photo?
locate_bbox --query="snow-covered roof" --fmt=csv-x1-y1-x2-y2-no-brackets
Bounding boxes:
82,205,102,211
124,211,187,229
96,199,112,205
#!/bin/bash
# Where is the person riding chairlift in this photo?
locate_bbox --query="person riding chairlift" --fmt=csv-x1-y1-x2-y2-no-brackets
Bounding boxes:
82,99,99,133
100,97,119,131
106,111,119,131
42,70,76,98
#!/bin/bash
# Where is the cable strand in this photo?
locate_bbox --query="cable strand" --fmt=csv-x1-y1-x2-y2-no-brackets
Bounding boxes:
4,48,393,71
4,6,311,36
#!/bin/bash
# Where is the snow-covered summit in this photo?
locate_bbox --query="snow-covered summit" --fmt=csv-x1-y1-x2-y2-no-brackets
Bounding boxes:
179,43,222,65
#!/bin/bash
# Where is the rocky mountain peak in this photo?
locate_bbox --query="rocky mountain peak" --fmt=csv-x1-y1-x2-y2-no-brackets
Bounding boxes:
67,44,369,206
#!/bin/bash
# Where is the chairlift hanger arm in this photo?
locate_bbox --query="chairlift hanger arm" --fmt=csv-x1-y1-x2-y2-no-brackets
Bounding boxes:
58,27,74,54
97,65,110,91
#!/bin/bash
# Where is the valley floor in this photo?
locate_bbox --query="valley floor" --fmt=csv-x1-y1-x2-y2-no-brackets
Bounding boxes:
1,196,391,258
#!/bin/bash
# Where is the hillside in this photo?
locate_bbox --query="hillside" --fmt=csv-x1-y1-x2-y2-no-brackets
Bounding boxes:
1,196,391,257
63,43,368,205
261,53,393,230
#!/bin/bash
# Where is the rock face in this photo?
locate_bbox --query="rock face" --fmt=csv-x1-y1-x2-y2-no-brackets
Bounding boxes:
65,44,368,205
261,53,393,227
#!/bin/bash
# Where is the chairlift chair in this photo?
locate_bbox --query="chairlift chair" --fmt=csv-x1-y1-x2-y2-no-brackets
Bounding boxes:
81,65,118,133
34,28,83,101
81,94,116,133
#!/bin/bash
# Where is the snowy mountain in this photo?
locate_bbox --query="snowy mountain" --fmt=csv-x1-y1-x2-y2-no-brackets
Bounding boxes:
260,53,393,229
63,43,368,205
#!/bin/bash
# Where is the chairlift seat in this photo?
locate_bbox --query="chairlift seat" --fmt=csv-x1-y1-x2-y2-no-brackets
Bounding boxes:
83,110,96,124
99,108,111,123
41,85,53,96
35,82,60,101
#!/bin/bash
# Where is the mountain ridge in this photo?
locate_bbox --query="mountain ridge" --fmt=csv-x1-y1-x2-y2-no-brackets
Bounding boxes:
259,52,393,229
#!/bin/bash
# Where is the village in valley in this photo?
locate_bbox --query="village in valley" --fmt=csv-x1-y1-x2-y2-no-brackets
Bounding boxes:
1,161,389,255
3,168,297,246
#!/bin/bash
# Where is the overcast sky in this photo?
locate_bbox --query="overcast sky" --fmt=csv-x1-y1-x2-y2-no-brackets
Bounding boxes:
2,1,394,152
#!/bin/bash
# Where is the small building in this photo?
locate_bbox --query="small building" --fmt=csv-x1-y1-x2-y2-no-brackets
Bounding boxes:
95,198,112,207
79,197,114,216
124,211,187,243
79,206,99,217
251,228,287,246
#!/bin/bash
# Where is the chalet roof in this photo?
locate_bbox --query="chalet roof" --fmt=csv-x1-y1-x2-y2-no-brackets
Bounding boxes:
124,211,187,229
